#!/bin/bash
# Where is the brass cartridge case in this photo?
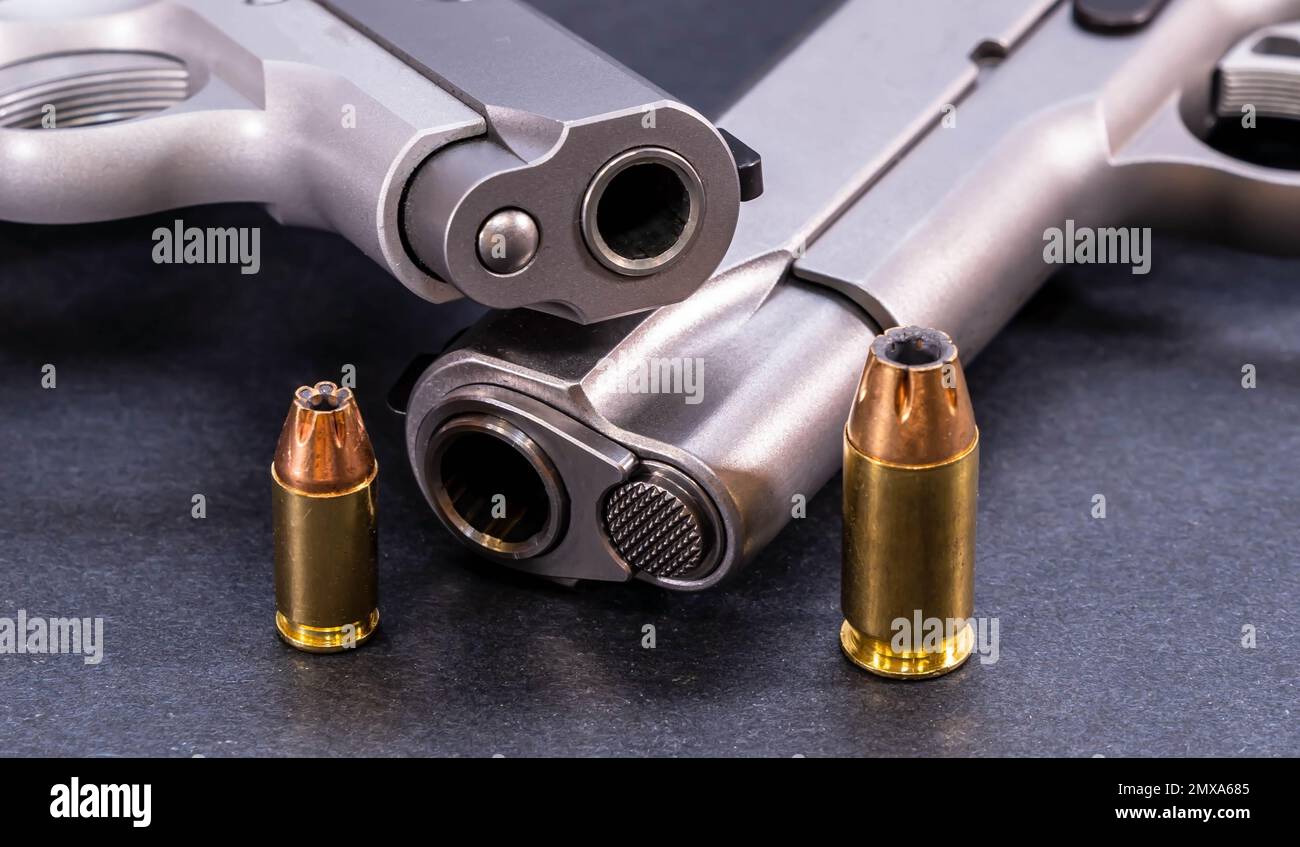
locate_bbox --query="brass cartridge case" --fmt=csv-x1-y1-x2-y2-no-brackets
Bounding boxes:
841,327,978,679
272,381,379,653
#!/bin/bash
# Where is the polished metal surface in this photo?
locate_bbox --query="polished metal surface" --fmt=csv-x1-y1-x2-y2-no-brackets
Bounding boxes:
0,0,482,303
323,0,741,322
0,0,742,322
0,50,189,129
411,384,641,584
797,0,1300,353
1217,22,1300,120
476,208,539,275
425,413,566,560
580,147,704,277
718,0,1057,273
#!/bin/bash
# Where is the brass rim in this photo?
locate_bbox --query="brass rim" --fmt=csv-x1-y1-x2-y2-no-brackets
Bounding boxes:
839,620,974,679
276,609,379,654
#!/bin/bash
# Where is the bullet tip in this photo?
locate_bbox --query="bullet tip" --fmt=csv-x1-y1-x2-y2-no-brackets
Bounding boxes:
871,326,956,371
273,381,376,495
294,381,353,412
847,326,976,465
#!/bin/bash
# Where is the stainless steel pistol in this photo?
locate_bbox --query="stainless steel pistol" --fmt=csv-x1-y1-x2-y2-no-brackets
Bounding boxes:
404,0,1300,588
0,0,752,323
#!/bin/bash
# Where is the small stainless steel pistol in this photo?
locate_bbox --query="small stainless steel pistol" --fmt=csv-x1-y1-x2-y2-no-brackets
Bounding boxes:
0,0,753,323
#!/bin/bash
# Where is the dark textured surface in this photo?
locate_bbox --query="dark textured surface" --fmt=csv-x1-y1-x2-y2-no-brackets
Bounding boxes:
1,1,1297,757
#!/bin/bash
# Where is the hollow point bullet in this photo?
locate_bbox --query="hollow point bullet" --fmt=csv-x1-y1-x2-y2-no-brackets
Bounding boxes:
841,326,978,679
272,381,379,652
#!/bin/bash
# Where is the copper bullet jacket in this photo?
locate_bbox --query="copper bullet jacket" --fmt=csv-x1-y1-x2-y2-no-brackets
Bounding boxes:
841,327,979,679
272,382,379,653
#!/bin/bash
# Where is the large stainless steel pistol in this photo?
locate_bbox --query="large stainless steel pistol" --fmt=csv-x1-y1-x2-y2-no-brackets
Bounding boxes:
404,0,1300,589
0,0,753,323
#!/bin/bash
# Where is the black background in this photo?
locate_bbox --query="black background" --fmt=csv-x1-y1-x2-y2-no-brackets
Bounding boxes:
0,0,1296,757
7,758,1276,831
